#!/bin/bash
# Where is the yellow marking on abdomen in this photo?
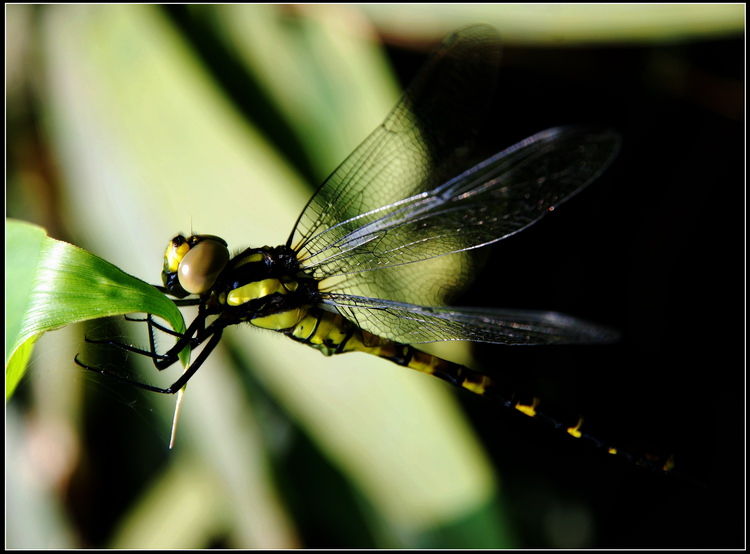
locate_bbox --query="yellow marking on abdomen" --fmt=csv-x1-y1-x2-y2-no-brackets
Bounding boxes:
291,312,355,356
515,397,540,418
567,417,584,439
398,349,492,397
462,376,491,396
404,349,439,374
662,455,676,473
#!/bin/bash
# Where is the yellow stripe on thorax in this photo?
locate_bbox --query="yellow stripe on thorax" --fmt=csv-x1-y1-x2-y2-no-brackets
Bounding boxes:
228,277,305,330
228,278,287,306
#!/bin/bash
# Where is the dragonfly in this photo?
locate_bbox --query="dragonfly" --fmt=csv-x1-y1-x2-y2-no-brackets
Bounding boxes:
76,25,673,472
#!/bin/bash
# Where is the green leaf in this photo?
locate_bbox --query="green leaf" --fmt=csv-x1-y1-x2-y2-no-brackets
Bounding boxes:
5,219,187,400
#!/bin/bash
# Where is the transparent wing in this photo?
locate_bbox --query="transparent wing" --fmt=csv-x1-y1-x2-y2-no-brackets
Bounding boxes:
288,25,503,256
284,26,620,306
323,294,618,345
302,126,620,304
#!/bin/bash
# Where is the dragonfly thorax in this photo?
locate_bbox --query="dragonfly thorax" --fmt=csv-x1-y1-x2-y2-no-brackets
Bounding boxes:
217,244,319,330
164,235,319,331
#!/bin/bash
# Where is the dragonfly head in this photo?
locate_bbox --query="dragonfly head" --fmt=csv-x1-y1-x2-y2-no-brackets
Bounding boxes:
162,234,230,298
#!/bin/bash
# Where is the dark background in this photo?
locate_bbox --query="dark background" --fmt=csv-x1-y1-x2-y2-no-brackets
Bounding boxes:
452,34,744,548
356,22,743,549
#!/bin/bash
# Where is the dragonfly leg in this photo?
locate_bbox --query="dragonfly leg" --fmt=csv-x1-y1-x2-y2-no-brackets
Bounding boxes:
75,327,224,394
76,307,228,392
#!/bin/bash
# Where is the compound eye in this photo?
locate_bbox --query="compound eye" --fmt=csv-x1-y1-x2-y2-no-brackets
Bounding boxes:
177,238,230,294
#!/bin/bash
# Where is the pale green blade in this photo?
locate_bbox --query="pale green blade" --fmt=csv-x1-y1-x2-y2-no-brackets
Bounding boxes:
5,219,187,399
